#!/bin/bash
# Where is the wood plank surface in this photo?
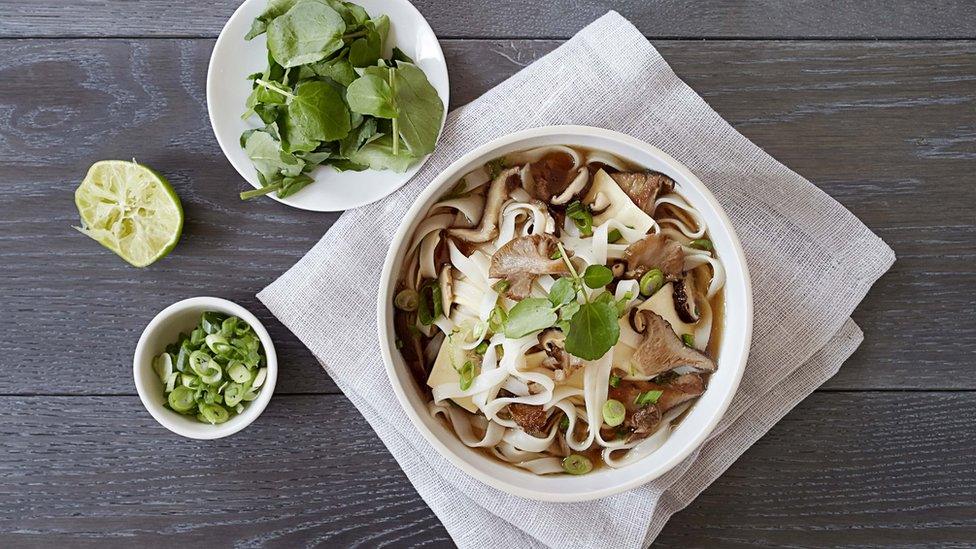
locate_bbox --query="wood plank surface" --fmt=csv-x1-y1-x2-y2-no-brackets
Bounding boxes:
2,0,975,39
1,39,973,394
0,393,972,547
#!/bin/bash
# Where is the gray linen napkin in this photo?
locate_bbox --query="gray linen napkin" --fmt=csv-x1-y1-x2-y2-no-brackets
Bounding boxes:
258,11,895,548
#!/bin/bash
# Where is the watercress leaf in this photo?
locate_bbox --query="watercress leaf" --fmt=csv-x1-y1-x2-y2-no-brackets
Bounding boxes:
324,0,368,26
391,47,414,64
245,18,268,41
504,298,557,338
373,15,390,51
243,130,304,181
348,27,382,67
348,134,417,172
267,1,347,68
329,159,369,172
287,80,352,142
337,117,378,158
564,301,620,360
548,277,577,308
582,264,614,289
310,56,357,86
276,173,315,198
391,63,444,156
560,300,581,321
346,73,397,118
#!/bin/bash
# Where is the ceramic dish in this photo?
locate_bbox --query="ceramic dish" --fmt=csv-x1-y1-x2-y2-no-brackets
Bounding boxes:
133,296,278,439
207,0,449,212
377,125,752,501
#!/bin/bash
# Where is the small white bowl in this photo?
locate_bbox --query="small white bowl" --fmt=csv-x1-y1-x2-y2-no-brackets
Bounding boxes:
378,126,753,502
207,0,450,212
133,297,278,439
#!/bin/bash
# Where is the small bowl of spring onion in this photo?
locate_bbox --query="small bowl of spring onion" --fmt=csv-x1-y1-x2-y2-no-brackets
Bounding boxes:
133,297,277,439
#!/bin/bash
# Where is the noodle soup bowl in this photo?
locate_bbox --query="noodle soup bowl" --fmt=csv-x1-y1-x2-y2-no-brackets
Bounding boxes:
378,125,752,502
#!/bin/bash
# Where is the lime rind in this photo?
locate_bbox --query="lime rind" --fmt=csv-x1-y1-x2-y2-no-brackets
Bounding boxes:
74,160,183,267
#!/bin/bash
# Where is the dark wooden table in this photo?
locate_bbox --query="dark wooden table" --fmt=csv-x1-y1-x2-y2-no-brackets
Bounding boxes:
2,1,974,546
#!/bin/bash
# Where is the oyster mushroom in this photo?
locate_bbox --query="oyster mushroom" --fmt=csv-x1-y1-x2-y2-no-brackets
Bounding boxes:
510,146,588,205
629,310,716,377
438,264,454,317
538,328,582,380
609,373,706,441
672,271,700,323
624,233,685,279
610,171,674,215
448,167,520,243
488,234,569,300
508,403,549,436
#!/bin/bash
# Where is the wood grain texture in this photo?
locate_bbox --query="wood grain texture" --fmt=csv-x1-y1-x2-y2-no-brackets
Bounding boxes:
0,39,973,394
1,0,975,39
0,393,972,547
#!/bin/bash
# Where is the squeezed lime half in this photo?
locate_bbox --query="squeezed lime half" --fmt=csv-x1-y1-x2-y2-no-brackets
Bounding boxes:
74,160,183,267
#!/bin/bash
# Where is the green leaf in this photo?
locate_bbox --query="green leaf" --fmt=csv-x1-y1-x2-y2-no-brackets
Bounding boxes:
276,173,315,198
564,301,620,360
309,56,358,86
329,159,369,172
337,117,378,158
346,74,397,118
504,298,557,338
548,277,577,308
566,200,594,236
348,25,382,67
287,80,352,143
391,47,414,63
267,1,347,68
348,134,417,173
582,265,613,289
390,63,444,156
243,130,304,182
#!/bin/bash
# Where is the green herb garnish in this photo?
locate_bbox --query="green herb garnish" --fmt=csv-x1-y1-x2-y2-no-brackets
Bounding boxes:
240,0,445,200
565,200,593,236
635,390,663,407
154,311,266,424
561,454,593,475
689,238,713,251
682,333,695,348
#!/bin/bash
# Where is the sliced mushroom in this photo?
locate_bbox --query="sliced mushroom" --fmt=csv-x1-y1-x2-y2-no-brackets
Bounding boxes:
438,264,454,317
510,146,588,205
630,310,716,377
610,171,674,215
625,405,662,441
448,167,519,243
538,328,583,381
672,271,700,323
488,234,569,300
609,373,706,415
624,233,685,279
508,403,549,436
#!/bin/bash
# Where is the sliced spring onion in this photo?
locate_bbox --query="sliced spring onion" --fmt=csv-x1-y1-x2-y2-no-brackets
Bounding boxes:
164,372,179,393
639,268,665,297
200,403,229,424
635,390,663,407
201,311,225,335
602,399,626,427
155,311,266,423
689,238,713,251
682,333,695,347
205,334,233,355
561,454,593,475
168,386,196,412
609,374,621,388
227,360,251,383
394,289,419,311
199,359,223,385
252,367,268,389
153,353,173,381
607,228,622,243
188,350,211,376
224,383,245,407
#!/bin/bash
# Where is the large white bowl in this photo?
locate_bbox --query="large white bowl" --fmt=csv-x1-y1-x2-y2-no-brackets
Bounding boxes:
133,297,278,439
377,126,752,502
207,0,449,212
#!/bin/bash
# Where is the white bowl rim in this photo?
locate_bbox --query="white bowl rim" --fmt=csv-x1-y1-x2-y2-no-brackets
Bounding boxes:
133,296,278,440
206,0,450,212
377,125,753,502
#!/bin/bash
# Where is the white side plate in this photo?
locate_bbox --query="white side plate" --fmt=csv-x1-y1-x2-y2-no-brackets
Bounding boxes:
207,0,449,212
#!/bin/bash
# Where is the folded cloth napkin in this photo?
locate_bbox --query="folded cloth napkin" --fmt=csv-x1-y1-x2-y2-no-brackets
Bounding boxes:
258,11,895,548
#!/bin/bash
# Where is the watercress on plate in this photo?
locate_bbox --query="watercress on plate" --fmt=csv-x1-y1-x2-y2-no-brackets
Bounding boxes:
239,0,445,200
